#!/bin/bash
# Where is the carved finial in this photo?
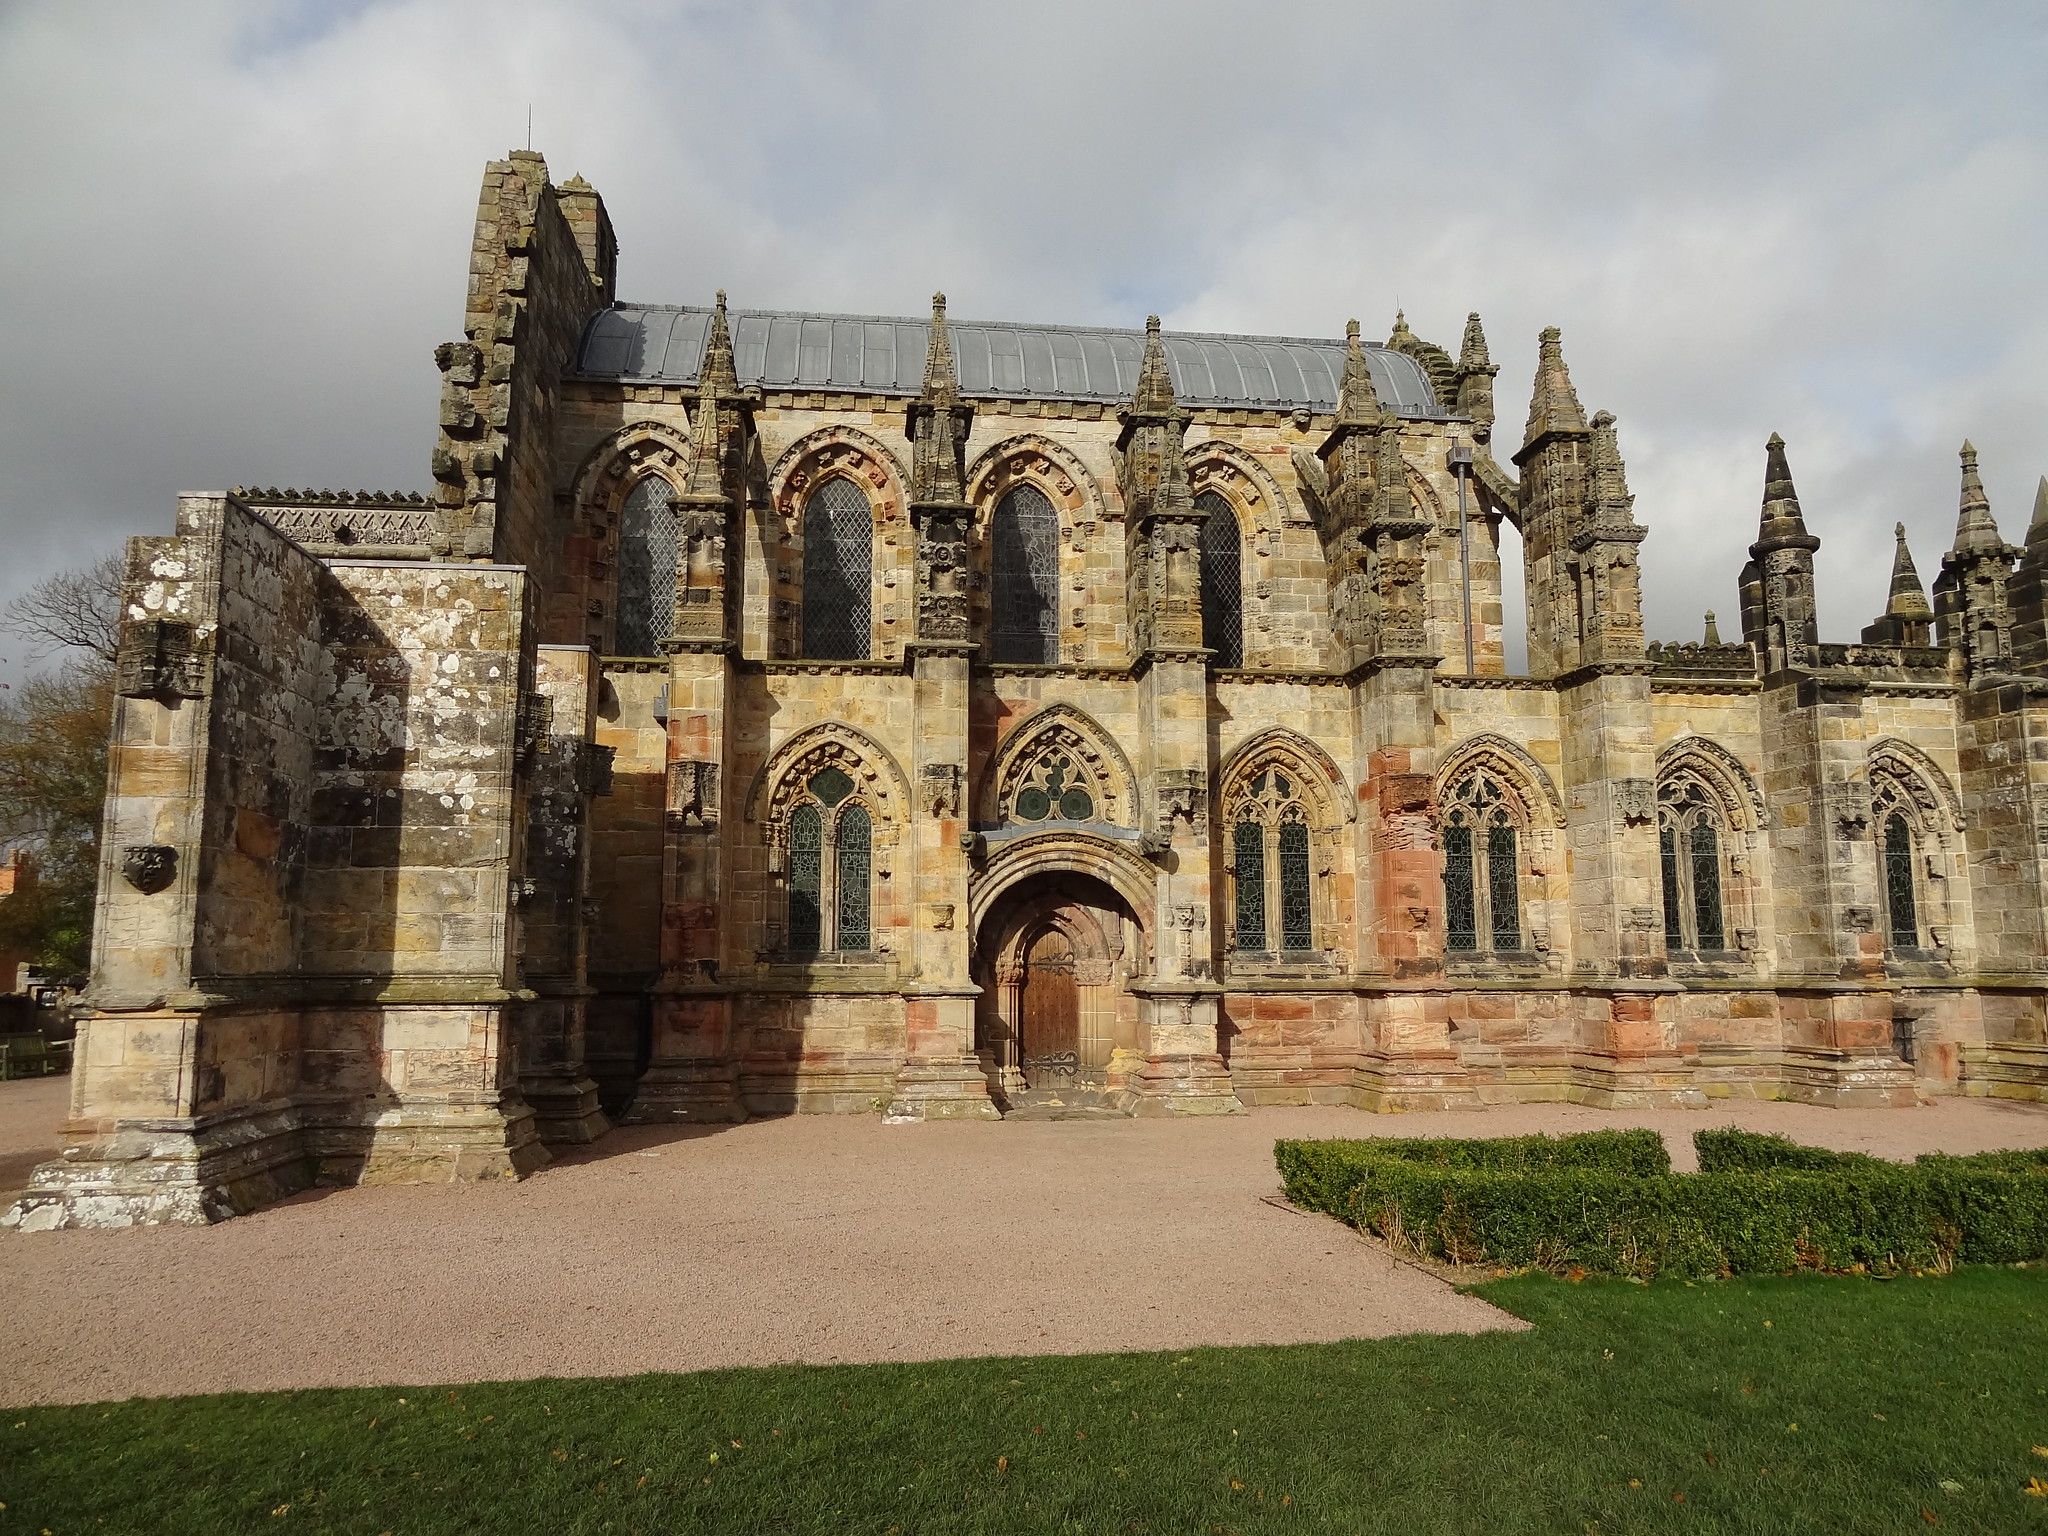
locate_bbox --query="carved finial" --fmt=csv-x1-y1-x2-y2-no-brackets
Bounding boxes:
699,289,739,395
1758,432,1807,532
1886,521,1933,620
1130,312,1178,415
1388,309,1413,345
1522,325,1588,449
1703,610,1722,645
922,290,959,404
1457,312,1493,371
1334,318,1382,429
1952,438,2003,554
1584,409,1635,527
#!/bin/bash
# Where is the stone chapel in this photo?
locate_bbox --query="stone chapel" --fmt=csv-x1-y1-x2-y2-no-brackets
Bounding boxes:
12,151,2048,1227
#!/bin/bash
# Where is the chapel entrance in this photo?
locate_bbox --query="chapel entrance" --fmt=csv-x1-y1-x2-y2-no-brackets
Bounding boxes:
973,868,1144,1112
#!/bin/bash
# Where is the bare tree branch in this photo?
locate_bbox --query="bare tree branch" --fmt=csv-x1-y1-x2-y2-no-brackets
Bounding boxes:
2,553,125,666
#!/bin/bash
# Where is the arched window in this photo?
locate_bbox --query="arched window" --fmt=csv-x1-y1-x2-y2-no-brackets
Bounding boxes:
783,766,874,955
1441,770,1521,953
1881,811,1919,950
1196,489,1242,668
991,485,1059,664
1226,769,1316,953
801,478,873,659
616,477,679,655
1657,779,1728,953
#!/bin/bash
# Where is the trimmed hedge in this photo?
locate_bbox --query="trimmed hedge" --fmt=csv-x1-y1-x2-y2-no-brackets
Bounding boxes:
1275,1128,2048,1280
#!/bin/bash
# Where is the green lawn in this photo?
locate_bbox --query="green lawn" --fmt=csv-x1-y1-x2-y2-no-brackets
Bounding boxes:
7,1269,2048,1534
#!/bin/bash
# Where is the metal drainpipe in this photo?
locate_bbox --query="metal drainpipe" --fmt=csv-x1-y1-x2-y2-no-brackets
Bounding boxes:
1448,441,1475,674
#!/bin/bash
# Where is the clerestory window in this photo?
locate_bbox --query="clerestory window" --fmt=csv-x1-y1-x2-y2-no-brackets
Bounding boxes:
801,478,873,660
990,485,1060,664
1196,490,1243,668
615,477,679,655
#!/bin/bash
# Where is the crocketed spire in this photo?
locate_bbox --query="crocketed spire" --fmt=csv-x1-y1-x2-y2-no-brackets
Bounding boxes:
1522,325,1588,450
681,290,742,501
1951,440,2003,555
922,291,959,405
1583,410,1636,529
1334,318,1383,429
1886,523,1933,621
699,288,739,397
1130,314,1178,416
1457,312,1493,373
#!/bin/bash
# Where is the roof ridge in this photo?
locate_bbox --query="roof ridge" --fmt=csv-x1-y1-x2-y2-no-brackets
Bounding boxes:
605,300,1406,353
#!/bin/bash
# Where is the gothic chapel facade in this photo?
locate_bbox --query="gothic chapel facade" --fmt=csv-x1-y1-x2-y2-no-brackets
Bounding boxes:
14,152,2048,1227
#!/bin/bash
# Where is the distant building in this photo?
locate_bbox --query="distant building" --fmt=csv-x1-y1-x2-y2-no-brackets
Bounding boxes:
0,849,35,997
10,152,2047,1229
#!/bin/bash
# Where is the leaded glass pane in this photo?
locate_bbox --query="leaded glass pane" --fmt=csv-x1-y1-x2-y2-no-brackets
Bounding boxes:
1443,821,1476,951
801,478,872,660
991,485,1059,664
1690,820,1725,950
809,766,854,807
1197,490,1243,668
1883,813,1918,948
1659,821,1683,950
1233,820,1266,951
1279,820,1312,951
836,804,872,952
787,802,823,955
616,478,678,655
1487,820,1521,951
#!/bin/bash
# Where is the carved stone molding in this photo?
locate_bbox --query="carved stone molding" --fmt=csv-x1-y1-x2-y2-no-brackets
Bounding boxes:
920,762,964,819
667,760,720,831
121,845,177,894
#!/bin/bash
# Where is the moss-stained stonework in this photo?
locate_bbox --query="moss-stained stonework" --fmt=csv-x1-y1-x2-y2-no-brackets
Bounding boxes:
9,154,2047,1228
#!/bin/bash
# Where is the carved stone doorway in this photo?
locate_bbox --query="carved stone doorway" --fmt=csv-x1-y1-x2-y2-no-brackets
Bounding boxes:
973,869,1140,1112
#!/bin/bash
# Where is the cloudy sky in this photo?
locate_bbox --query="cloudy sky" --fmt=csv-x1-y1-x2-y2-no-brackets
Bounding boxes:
2,0,2042,676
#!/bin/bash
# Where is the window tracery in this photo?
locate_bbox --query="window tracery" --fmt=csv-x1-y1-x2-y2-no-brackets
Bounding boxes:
801,477,873,660
1657,777,1728,953
1224,766,1319,954
781,767,875,955
985,707,1133,829
1867,742,1960,958
615,477,679,655
1441,769,1522,953
991,484,1059,664
1196,489,1243,668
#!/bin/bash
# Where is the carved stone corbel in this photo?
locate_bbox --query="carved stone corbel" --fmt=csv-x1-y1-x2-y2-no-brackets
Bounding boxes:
666,759,720,831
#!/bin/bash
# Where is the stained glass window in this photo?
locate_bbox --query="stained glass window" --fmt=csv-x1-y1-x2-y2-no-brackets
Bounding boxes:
801,478,872,660
1234,820,1266,951
1487,818,1521,950
1197,490,1242,668
1689,820,1725,950
1443,821,1477,951
787,802,823,954
836,804,872,952
991,485,1059,664
1883,812,1918,949
1279,820,1312,951
616,478,678,655
1659,820,1684,951
810,766,854,807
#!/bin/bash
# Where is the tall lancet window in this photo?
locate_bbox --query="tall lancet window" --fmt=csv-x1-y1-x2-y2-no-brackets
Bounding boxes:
616,478,679,655
801,478,873,660
1196,490,1243,667
1881,812,1919,950
1441,770,1521,953
1656,778,1728,953
991,485,1060,664
782,766,875,956
1226,769,1317,954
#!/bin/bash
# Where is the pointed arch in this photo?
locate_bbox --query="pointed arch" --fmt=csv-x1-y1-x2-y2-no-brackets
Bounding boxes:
977,703,1139,830
765,426,910,660
746,720,911,828
566,419,697,653
1656,736,1766,833
1185,440,1291,541
1218,728,1351,830
1866,738,1964,836
1433,733,1567,829
965,433,1109,528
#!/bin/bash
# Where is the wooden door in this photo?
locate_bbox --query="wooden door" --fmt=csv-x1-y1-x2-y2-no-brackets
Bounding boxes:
1019,926,1080,1089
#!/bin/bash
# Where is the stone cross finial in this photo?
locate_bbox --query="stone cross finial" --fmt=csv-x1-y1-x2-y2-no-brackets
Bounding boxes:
1522,325,1588,449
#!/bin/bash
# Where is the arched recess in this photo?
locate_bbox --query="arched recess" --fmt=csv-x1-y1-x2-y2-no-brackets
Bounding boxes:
765,426,912,660
973,871,1137,1096
967,829,1157,959
1656,736,1769,958
976,702,1140,830
966,434,1111,664
566,420,696,652
1217,729,1351,958
1867,737,1969,958
1432,734,1568,829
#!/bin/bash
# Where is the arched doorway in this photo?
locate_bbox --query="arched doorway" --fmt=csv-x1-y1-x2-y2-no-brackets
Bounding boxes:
974,869,1143,1109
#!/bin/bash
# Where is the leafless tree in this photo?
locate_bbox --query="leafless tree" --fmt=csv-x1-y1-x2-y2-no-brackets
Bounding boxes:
2,553,124,667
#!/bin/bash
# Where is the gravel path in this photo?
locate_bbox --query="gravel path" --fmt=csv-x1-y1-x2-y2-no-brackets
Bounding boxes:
1,1084,2044,1407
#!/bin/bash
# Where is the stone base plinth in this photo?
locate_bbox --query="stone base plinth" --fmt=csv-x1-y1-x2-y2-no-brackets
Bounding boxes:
1350,1051,1480,1111
310,1097,550,1185
1123,1053,1244,1116
520,1070,612,1144
1567,1052,1710,1109
1781,1046,1916,1107
4,1103,312,1231
1958,1041,2048,1102
883,1056,1000,1122
1224,1046,1356,1106
625,1058,748,1123
740,1053,903,1115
